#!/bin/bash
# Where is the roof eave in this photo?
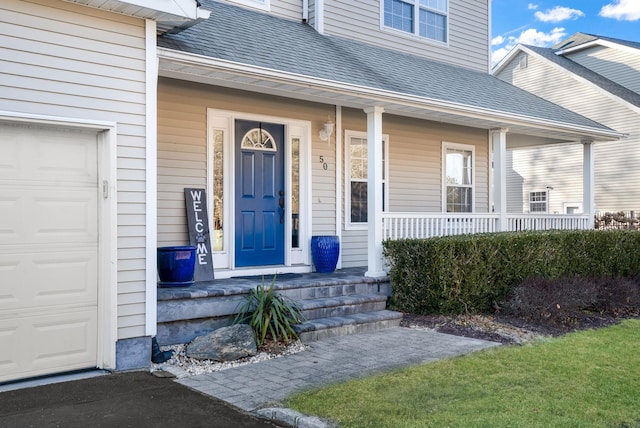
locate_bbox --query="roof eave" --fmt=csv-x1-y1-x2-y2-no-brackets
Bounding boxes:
158,47,624,142
491,44,527,76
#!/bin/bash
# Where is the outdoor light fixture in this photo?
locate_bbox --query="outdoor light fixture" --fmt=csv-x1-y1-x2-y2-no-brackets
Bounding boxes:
319,119,334,143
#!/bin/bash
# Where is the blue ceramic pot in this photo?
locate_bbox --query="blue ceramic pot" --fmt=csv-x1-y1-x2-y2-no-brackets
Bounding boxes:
157,246,196,287
311,235,340,273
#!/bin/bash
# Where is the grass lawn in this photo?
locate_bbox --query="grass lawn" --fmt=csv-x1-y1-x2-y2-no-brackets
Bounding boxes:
286,319,640,427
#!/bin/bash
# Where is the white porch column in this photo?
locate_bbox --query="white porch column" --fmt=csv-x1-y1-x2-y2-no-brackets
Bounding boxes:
583,139,595,228
364,106,385,278
490,128,508,231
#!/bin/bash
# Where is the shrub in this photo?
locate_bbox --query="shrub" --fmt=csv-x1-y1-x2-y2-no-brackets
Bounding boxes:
384,230,640,315
504,275,640,329
234,276,303,346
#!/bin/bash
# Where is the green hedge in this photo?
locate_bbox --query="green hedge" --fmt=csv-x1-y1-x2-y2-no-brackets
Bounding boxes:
383,230,640,314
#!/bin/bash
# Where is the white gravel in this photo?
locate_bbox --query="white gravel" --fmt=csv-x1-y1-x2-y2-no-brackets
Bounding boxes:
152,341,309,377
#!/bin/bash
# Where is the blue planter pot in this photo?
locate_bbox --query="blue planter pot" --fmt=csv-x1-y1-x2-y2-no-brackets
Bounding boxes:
311,235,340,273
157,246,196,287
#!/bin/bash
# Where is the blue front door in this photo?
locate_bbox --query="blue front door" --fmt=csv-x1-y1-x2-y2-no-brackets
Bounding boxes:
235,120,285,267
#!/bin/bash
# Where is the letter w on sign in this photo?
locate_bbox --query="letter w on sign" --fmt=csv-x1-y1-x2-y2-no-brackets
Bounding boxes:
184,188,214,281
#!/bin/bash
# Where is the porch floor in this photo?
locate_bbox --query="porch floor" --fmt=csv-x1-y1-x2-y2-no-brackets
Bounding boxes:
156,267,385,300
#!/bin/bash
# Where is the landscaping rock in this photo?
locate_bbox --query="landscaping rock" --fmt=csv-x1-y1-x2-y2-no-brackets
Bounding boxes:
186,324,257,361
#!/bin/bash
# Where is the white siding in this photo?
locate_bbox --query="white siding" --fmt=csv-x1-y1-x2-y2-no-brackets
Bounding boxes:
0,0,148,340
507,145,584,214
324,0,490,72
497,50,640,213
565,45,640,94
341,108,490,267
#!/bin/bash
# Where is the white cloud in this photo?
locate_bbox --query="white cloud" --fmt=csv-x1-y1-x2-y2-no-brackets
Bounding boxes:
491,27,567,65
491,35,505,45
517,27,567,45
528,3,539,10
534,6,585,23
600,0,640,21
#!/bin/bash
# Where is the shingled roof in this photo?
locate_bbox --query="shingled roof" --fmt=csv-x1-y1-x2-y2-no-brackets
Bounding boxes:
524,44,640,109
553,32,640,52
158,0,613,134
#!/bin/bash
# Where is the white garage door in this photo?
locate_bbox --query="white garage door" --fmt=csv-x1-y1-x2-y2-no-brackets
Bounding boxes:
0,122,100,383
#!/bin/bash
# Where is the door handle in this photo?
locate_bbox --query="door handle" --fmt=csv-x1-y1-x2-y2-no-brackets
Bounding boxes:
279,190,285,224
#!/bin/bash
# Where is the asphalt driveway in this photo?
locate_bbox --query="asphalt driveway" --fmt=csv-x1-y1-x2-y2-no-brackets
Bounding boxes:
0,371,282,428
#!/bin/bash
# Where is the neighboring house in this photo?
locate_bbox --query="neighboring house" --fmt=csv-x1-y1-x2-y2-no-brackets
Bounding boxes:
0,1,623,383
493,33,640,215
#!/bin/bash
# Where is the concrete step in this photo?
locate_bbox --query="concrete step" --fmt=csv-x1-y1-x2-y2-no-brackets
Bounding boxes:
297,294,388,320
157,275,391,323
156,267,395,345
294,310,403,342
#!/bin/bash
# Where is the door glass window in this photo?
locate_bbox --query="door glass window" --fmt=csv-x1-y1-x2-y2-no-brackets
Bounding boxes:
212,129,224,251
291,137,300,248
241,127,277,151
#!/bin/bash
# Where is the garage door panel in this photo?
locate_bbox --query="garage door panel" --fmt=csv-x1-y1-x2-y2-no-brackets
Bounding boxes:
0,248,98,312
0,189,97,245
0,123,97,183
0,122,100,383
0,309,98,383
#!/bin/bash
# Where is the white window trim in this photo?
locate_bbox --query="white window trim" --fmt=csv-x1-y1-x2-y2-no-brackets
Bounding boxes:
344,130,389,230
442,141,475,213
229,0,270,12
207,109,312,276
379,0,449,45
563,202,583,214
528,190,549,213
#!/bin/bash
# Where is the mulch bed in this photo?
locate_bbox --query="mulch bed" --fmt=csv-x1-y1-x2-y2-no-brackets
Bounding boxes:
400,312,640,345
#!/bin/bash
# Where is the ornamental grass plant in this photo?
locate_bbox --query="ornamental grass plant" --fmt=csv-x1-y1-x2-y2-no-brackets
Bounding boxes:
234,276,303,346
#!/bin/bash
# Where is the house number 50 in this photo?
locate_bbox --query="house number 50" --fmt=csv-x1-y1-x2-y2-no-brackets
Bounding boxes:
319,156,328,171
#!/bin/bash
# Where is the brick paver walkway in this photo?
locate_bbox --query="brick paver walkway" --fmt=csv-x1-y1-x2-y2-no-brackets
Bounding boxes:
178,327,499,411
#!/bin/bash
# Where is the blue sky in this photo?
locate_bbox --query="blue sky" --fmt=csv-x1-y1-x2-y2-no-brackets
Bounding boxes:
491,0,640,64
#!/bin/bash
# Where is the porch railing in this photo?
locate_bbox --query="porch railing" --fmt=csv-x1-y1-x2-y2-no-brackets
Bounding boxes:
382,212,590,240
506,214,590,232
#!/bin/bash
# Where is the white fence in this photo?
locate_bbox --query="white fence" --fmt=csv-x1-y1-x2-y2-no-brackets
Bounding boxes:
382,212,590,240
507,214,590,232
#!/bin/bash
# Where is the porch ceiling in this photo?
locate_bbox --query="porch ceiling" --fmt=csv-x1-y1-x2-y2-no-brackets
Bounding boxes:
158,50,623,147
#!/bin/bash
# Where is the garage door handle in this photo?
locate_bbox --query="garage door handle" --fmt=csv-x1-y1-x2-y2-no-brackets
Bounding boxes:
103,181,109,199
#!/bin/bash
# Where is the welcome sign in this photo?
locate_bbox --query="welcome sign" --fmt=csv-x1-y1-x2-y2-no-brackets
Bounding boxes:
184,188,215,281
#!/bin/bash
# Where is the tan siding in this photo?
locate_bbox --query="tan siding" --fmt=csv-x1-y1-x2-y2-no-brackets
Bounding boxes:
324,0,490,72
0,0,147,340
157,78,337,249
565,45,640,94
497,50,640,213
340,108,490,267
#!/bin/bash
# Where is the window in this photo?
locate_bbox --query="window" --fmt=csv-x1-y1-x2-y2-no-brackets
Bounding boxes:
443,143,474,212
529,191,548,213
345,131,389,227
383,0,448,43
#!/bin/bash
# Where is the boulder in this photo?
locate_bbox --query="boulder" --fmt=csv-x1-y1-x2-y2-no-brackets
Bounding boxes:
186,324,257,361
